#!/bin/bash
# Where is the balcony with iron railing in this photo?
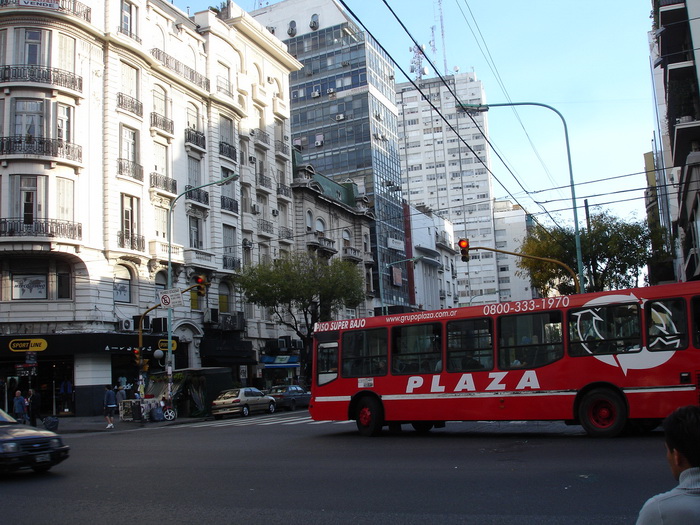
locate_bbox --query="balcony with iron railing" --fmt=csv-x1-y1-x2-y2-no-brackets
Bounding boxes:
279,226,293,241
117,92,143,116
257,173,273,191
117,158,144,181
223,255,242,271
0,64,82,92
150,112,174,134
0,135,82,163
0,218,82,240
342,245,363,262
219,141,237,161
150,48,210,91
117,25,141,44
117,231,145,251
277,184,292,199
258,218,274,236
221,195,239,213
274,139,290,157
251,128,271,148
184,185,209,205
150,172,177,194
185,128,206,150
0,0,91,22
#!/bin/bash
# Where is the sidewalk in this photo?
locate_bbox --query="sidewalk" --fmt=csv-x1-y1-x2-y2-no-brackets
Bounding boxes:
42,415,207,434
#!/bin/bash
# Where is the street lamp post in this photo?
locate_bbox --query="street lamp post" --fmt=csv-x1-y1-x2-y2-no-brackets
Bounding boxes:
378,256,424,316
166,173,238,399
460,102,586,293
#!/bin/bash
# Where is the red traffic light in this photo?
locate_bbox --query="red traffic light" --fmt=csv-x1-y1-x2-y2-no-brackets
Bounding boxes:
458,238,470,262
194,275,208,296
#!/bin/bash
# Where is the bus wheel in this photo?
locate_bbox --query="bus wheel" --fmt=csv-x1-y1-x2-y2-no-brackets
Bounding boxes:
356,397,383,437
411,422,434,434
579,389,626,437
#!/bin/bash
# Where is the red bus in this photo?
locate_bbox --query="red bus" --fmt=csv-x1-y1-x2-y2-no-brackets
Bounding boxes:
310,281,700,437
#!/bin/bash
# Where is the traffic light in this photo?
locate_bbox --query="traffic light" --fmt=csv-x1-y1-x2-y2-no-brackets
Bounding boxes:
194,275,208,296
133,348,141,366
458,238,470,262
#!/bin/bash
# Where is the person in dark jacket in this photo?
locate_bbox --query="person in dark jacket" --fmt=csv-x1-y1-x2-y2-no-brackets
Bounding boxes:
12,390,27,424
103,385,117,429
27,388,41,427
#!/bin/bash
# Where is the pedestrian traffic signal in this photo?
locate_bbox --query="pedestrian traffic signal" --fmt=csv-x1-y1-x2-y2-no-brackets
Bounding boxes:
194,275,208,296
458,238,470,262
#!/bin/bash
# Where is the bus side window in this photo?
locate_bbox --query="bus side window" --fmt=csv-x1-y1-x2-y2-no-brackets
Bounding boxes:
391,323,442,374
498,312,563,369
446,318,493,372
317,343,338,385
646,299,687,351
341,328,387,377
568,304,641,356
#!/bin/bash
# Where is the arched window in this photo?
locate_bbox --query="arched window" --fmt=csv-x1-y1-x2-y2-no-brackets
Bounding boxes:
343,229,351,247
113,265,132,303
315,218,325,236
154,271,167,302
219,281,232,313
153,85,167,117
186,102,199,130
306,210,313,231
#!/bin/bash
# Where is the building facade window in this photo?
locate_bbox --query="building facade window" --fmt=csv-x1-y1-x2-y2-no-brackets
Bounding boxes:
113,264,132,303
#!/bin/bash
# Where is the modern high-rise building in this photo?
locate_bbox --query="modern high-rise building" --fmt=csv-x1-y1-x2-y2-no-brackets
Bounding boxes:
252,0,413,313
395,72,532,305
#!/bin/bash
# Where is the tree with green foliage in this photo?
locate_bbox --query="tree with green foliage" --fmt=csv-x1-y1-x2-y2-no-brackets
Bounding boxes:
518,211,651,296
236,251,365,364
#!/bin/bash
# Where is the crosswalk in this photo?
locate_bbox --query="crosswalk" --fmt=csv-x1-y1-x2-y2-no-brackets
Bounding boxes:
179,413,355,430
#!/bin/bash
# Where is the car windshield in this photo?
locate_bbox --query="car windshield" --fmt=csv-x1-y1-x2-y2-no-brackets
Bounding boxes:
218,389,240,399
269,386,287,393
0,408,18,424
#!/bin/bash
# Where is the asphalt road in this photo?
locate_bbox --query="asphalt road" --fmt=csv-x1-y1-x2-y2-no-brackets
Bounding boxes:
0,412,672,524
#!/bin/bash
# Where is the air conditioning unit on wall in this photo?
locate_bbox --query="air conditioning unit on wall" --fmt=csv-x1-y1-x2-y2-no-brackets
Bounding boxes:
119,319,134,331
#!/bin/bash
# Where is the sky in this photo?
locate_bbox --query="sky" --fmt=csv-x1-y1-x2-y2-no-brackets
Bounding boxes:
173,0,656,227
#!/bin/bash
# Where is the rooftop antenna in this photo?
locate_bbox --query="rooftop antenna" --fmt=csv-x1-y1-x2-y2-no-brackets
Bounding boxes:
437,0,448,75
409,44,428,80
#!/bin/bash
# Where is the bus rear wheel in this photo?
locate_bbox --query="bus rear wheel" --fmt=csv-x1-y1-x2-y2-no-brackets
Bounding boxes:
355,397,383,437
579,388,627,437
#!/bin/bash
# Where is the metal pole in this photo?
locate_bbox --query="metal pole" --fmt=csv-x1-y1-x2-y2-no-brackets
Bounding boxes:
461,102,586,293
167,174,238,399
379,256,424,315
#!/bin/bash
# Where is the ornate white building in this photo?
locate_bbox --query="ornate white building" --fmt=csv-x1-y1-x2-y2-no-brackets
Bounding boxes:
0,0,302,415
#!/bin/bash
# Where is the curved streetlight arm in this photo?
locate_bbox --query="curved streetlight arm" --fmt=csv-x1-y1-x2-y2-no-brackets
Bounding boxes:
460,102,585,293
469,245,580,294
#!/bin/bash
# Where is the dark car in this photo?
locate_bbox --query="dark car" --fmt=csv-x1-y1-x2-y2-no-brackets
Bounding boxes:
267,385,311,411
0,408,70,473
211,388,276,419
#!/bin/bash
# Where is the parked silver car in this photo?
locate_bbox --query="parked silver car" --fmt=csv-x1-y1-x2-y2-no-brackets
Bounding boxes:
267,385,311,411
211,388,276,419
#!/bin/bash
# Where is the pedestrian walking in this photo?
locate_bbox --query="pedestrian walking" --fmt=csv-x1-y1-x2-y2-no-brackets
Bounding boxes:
12,390,27,424
27,388,41,427
636,405,700,524
103,385,117,429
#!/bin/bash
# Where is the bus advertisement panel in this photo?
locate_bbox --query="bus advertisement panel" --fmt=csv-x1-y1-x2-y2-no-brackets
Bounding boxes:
310,282,700,437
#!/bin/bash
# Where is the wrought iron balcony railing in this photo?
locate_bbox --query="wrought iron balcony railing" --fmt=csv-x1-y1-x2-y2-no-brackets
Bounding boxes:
0,0,91,22
277,184,292,198
223,255,241,271
0,218,82,240
117,25,141,44
117,158,144,181
258,174,272,189
217,76,234,98
117,92,143,116
219,141,237,161
0,64,82,92
150,48,210,91
150,172,177,194
117,231,145,251
0,135,82,162
185,128,206,149
150,112,174,134
275,140,290,156
184,185,209,205
251,128,271,146
221,195,239,213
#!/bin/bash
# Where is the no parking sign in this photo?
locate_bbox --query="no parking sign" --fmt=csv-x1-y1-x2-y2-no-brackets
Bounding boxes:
158,288,183,308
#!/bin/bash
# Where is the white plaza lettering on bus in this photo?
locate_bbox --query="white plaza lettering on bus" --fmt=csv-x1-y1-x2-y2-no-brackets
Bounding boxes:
405,371,541,394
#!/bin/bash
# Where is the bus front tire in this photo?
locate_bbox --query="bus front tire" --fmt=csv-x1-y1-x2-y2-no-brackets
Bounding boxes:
579,388,627,437
356,397,383,437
